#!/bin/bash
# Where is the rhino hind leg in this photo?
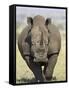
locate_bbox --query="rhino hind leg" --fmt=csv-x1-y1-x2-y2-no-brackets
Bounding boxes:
44,54,58,80
24,56,44,82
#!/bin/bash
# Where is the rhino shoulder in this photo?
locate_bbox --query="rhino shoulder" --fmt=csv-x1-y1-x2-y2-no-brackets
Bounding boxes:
18,26,31,56
48,24,61,55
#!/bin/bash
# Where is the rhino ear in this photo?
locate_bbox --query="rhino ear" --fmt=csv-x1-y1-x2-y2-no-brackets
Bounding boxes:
27,17,33,25
45,18,51,26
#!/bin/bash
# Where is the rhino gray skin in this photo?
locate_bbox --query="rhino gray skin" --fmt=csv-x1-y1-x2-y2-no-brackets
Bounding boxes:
18,15,61,82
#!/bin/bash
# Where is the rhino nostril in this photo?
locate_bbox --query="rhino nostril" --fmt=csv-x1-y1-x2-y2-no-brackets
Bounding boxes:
40,31,43,45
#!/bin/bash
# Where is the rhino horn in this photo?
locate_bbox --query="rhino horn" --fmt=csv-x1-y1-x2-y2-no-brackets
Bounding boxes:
40,31,43,46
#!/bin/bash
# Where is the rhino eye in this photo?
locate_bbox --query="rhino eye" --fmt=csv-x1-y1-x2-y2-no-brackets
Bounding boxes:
31,40,36,45
45,41,48,45
36,41,40,44
45,43,48,45
44,39,48,45
32,42,35,45
32,41,39,45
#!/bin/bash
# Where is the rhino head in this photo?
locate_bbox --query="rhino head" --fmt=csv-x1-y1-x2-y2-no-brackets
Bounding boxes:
27,15,50,62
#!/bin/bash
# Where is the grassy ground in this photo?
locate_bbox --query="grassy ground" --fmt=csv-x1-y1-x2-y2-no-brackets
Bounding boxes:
16,31,66,84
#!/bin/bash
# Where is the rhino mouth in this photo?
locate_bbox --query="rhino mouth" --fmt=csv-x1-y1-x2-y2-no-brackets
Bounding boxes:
33,52,48,62
35,53,47,59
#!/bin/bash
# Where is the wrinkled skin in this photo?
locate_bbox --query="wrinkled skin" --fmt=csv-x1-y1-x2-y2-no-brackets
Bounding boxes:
18,15,61,82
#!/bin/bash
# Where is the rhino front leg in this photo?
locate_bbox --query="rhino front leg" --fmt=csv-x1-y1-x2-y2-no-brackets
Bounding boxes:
44,54,58,80
24,56,44,82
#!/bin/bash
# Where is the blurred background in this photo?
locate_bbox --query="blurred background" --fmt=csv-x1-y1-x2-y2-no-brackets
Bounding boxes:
16,6,66,83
